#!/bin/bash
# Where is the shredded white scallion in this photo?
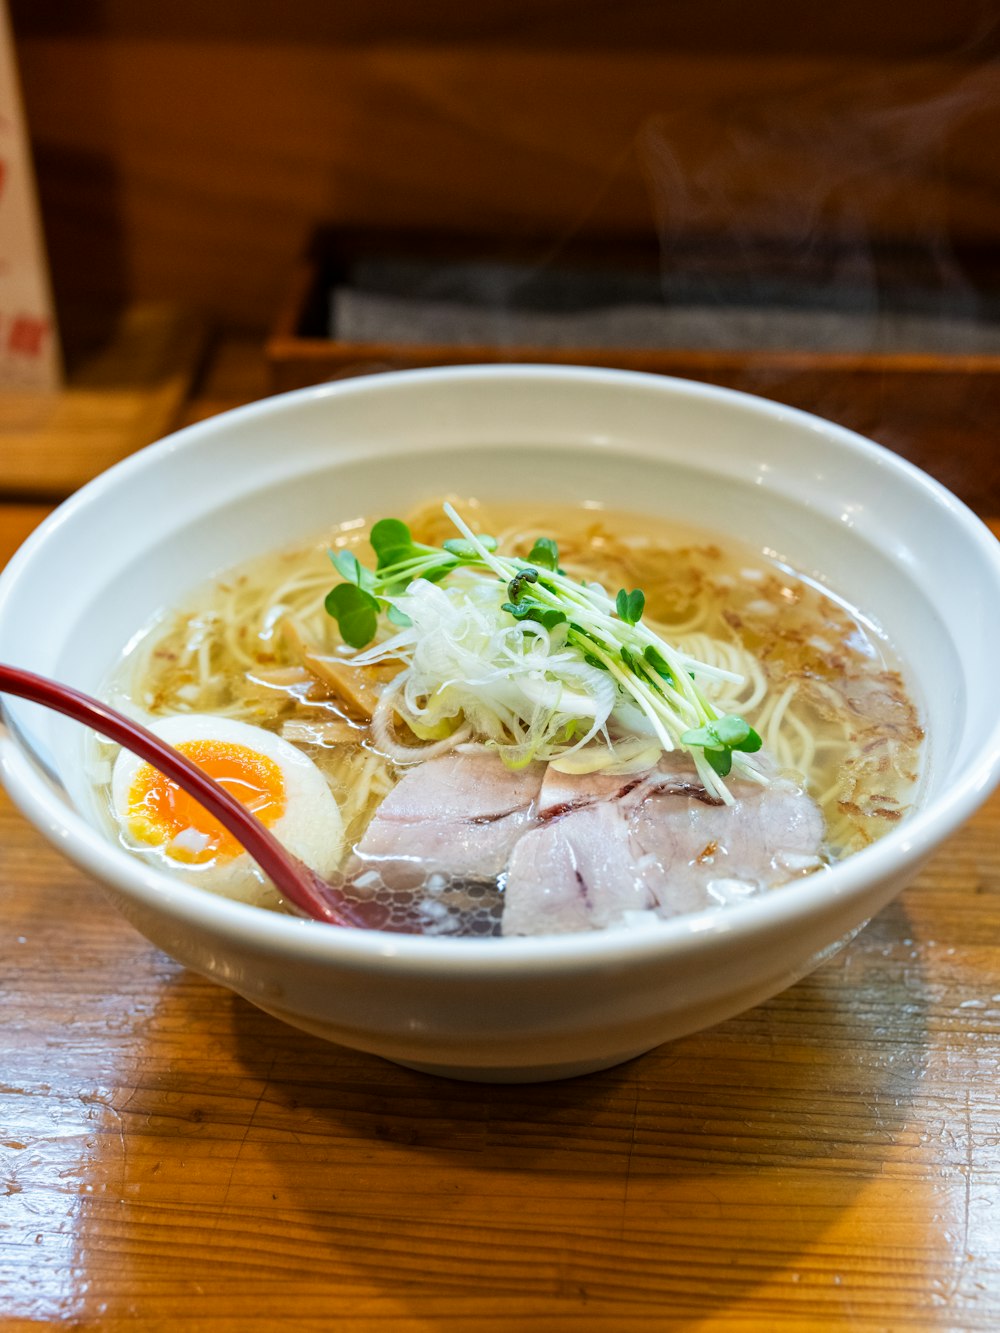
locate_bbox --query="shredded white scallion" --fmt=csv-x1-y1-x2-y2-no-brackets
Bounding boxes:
335,504,767,797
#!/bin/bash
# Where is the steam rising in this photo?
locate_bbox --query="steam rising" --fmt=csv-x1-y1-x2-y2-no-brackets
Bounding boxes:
637,61,1000,344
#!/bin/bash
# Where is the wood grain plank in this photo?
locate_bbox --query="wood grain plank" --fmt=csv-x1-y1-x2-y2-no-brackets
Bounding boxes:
4,780,1000,1328
2,363,1000,1330
13,26,1000,329
0,304,205,498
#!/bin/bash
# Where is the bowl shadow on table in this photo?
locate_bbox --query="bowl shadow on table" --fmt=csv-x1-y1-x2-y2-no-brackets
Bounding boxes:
156,894,928,1320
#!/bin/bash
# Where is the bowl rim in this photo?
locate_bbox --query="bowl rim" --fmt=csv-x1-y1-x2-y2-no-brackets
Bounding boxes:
3,361,1000,975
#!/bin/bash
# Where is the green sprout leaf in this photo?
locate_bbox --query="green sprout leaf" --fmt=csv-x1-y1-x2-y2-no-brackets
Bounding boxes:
704,747,734,777
616,587,645,626
502,599,567,631
527,606,567,632
324,583,381,649
714,716,762,749
643,644,674,683
620,645,640,674
583,652,609,671
330,549,360,582
369,518,421,570
527,536,561,572
328,548,376,593
681,716,763,775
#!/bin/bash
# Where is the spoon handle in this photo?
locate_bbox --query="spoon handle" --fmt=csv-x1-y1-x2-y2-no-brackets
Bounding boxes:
0,663,362,927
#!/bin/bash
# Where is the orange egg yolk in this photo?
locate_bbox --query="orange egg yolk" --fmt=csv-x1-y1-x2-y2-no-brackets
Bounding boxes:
125,739,286,864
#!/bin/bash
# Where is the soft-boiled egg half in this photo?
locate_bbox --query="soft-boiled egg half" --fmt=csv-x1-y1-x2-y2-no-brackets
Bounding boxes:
110,714,344,900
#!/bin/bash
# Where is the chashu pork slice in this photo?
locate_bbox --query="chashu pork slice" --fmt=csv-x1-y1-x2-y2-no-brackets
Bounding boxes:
348,751,544,890
501,754,825,936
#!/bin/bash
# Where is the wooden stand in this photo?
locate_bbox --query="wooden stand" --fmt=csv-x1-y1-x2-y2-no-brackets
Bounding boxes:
0,301,206,497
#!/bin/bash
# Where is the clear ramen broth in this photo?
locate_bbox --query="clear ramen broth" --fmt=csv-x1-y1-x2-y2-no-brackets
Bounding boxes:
94,498,924,935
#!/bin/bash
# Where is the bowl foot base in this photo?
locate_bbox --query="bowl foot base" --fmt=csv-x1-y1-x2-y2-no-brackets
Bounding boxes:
390,1046,655,1083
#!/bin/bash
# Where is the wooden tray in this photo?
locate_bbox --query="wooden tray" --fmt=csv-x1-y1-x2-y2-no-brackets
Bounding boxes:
265,229,1000,393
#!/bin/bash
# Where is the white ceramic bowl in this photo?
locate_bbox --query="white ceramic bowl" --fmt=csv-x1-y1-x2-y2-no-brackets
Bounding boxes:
3,365,1000,1082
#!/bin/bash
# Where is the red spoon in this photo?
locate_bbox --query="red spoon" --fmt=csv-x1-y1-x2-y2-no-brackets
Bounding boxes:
0,663,373,928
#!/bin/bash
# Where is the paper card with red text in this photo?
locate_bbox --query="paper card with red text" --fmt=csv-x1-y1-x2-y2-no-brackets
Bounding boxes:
0,0,60,390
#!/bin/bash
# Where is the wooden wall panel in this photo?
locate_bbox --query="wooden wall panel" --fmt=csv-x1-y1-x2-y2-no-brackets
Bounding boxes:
9,4,1000,331
13,1,1000,57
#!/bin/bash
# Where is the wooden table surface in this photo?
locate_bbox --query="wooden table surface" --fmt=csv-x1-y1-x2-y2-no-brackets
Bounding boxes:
3,343,1000,1331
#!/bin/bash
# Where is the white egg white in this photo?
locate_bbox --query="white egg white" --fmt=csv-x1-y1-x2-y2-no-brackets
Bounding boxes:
110,713,344,900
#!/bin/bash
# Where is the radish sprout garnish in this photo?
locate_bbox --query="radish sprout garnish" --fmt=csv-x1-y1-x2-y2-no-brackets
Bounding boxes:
325,505,764,801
